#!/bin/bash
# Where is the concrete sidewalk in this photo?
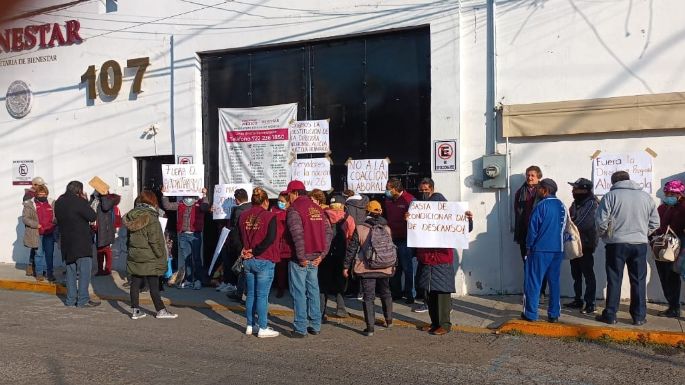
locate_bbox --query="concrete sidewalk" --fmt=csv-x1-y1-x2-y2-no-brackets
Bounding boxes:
1,262,684,345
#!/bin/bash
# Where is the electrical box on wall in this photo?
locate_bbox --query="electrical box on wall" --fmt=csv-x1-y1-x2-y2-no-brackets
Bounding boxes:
482,154,507,189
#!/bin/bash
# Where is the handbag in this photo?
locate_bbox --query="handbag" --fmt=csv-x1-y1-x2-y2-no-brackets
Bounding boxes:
649,226,681,262
563,213,583,260
231,256,244,275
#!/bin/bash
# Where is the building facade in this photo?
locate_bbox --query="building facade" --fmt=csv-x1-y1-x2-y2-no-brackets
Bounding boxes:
1,0,684,301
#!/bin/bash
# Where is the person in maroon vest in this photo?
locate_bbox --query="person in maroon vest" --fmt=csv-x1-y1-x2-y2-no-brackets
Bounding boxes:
239,187,280,338
285,180,333,338
161,187,209,290
270,191,293,298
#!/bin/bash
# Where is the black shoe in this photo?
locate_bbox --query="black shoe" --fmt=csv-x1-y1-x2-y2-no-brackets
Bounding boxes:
384,320,393,329
632,319,647,326
307,327,320,335
79,300,101,308
290,331,307,338
581,305,596,314
595,314,617,325
563,300,583,309
657,308,681,318
227,292,242,301
363,328,374,336
520,312,535,322
547,316,558,323
392,295,403,301
405,298,415,305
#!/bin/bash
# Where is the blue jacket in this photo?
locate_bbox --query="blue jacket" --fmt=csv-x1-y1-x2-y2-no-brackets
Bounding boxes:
526,195,566,253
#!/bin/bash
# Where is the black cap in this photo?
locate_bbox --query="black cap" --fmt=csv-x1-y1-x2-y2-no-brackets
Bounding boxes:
568,178,592,190
329,194,346,205
539,178,558,195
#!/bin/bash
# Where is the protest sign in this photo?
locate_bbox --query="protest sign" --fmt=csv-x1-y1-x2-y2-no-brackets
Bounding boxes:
407,201,470,249
592,152,653,195
209,227,231,276
346,158,389,194
218,103,297,198
289,120,330,154
161,164,204,197
291,158,331,191
212,183,253,220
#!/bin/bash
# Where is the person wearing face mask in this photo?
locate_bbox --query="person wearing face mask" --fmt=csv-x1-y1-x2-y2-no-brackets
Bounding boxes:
521,179,566,323
514,165,548,300
161,186,210,290
383,177,417,303
564,178,599,314
22,185,57,282
414,178,474,333
22,177,48,276
270,191,293,298
652,180,685,318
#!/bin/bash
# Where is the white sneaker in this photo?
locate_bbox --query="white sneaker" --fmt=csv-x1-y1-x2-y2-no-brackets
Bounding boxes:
412,304,429,313
219,283,236,293
131,308,146,320
193,280,202,290
216,282,228,292
245,326,253,335
178,281,192,289
257,327,280,338
156,309,178,319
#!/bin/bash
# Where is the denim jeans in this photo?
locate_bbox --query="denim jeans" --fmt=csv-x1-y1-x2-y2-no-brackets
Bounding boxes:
389,239,416,299
244,259,275,329
288,260,321,334
29,232,56,276
178,232,203,282
65,257,92,307
603,243,648,322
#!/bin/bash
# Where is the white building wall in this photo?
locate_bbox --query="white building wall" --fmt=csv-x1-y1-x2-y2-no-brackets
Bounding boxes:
1,0,683,302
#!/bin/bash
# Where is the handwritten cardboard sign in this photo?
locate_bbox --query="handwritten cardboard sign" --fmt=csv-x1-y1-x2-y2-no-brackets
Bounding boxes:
592,152,653,195
212,183,253,220
407,201,470,249
291,158,331,191
161,164,204,197
347,159,388,194
290,120,330,154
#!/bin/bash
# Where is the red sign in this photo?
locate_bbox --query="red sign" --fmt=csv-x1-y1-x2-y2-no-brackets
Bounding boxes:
226,128,289,143
437,143,453,159
0,20,82,53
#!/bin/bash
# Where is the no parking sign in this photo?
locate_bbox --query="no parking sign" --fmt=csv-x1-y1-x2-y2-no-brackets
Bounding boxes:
434,140,457,172
12,160,34,185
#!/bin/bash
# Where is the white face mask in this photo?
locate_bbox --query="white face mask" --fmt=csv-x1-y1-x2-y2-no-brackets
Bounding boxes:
182,197,196,206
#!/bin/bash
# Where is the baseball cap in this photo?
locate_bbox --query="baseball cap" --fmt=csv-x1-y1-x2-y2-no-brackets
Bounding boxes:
568,178,592,190
31,177,46,185
285,180,306,193
539,178,558,195
329,194,346,205
366,200,382,214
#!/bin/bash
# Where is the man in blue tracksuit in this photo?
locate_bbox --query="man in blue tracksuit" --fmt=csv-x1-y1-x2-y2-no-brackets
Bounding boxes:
522,178,566,323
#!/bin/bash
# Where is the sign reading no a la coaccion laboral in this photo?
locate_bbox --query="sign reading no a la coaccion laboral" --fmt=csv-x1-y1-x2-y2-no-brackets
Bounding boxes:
407,201,470,249
218,104,297,198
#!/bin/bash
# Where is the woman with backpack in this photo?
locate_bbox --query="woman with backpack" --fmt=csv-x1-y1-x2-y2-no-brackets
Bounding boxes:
343,200,395,336
318,194,355,320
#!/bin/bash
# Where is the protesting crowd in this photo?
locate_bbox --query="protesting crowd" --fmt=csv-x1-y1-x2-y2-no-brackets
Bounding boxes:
20,165,685,337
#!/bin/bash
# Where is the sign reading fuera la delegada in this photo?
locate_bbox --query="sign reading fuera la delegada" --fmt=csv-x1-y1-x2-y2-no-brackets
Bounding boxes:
0,20,82,53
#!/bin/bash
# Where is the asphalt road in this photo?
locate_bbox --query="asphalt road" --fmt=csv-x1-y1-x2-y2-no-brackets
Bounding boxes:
1,290,683,385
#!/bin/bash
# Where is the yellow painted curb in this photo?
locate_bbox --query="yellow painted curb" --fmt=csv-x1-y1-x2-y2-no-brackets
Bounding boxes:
0,279,66,295
499,319,685,346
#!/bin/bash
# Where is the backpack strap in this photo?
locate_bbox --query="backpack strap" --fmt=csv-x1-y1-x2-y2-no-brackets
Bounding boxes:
356,224,371,259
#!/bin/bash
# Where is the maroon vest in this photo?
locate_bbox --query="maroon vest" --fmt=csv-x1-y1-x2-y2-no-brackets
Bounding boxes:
177,199,205,233
239,206,278,262
290,196,327,254
271,207,293,260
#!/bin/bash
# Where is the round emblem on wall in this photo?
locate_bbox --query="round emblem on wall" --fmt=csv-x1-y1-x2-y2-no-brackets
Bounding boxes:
6,80,33,119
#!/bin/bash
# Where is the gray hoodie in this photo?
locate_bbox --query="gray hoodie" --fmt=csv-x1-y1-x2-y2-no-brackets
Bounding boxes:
595,180,660,244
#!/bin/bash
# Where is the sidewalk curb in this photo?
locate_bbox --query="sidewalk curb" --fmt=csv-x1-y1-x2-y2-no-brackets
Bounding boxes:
498,319,685,346
3,279,685,346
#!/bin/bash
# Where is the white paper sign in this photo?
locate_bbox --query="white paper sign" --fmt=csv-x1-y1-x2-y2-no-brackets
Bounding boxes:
12,160,34,186
209,227,231,275
161,164,205,197
407,201,470,249
212,183,253,220
291,158,332,191
159,217,168,234
289,120,330,154
592,152,653,195
218,103,297,198
347,159,389,194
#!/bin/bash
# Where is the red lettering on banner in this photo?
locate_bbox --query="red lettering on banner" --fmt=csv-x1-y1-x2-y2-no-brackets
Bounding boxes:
226,128,289,143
